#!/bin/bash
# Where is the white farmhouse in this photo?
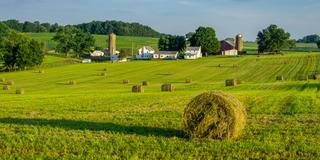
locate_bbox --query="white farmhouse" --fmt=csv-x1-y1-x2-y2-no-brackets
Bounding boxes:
184,47,202,59
136,46,155,60
91,50,104,57
153,51,178,60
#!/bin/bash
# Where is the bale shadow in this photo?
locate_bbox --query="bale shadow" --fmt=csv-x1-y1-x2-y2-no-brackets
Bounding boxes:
0,118,184,138
156,73,174,76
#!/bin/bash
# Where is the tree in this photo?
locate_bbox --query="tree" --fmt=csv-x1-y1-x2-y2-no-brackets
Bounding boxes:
52,27,95,57
189,27,220,55
73,30,95,57
119,48,131,59
298,34,320,43
257,24,291,53
158,35,186,52
317,40,320,49
287,39,296,49
52,27,75,56
185,32,195,39
0,30,44,71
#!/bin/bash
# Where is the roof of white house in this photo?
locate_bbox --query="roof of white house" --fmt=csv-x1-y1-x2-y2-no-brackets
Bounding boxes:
142,46,155,51
156,51,178,55
186,47,201,52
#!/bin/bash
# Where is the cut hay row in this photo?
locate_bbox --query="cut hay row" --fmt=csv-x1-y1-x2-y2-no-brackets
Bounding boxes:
184,91,247,140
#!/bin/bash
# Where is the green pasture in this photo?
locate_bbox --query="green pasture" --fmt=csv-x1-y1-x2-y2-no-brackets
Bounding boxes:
0,52,320,159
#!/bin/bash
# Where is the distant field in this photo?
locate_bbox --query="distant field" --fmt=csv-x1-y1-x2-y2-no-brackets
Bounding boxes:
28,33,319,55
27,33,159,52
1,52,320,159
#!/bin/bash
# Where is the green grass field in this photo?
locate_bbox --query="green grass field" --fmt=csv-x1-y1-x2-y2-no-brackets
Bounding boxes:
27,33,159,52
0,52,320,159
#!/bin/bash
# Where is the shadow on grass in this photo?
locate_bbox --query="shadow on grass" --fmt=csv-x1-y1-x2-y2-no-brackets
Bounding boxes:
0,118,185,138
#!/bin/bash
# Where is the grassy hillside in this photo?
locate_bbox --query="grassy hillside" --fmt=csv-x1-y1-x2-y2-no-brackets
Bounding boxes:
0,52,320,159
27,33,159,52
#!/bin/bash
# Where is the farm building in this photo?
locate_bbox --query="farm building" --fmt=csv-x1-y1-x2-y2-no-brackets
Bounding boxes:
153,51,178,60
111,54,128,62
184,47,202,59
135,46,155,60
91,50,105,57
220,40,238,56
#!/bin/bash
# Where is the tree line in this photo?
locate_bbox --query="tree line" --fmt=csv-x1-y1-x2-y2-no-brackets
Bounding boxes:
0,23,44,71
158,24,308,55
0,19,162,37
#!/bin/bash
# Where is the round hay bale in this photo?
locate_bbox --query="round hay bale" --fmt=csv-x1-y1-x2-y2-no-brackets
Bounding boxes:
7,80,14,86
101,72,107,76
226,79,236,87
0,77,5,83
236,80,242,85
276,76,284,81
142,81,149,86
132,85,144,93
123,80,129,84
16,89,25,95
183,91,247,140
69,80,76,85
186,79,192,84
161,83,175,92
3,85,10,90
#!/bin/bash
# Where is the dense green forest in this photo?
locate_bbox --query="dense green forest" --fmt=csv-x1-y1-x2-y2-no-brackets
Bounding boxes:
0,19,162,37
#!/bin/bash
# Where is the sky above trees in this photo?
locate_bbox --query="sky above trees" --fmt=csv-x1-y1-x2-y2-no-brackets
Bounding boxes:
0,0,319,40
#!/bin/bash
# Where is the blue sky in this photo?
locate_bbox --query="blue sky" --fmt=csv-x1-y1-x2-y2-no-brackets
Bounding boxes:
0,0,319,40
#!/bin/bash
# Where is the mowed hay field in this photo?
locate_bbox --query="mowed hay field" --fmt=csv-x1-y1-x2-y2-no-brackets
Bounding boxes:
1,53,320,159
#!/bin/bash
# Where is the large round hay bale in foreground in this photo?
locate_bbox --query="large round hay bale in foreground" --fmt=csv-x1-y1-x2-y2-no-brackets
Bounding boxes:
161,83,175,92
132,85,144,93
3,85,10,90
184,91,247,140
16,89,25,95
226,79,237,87
142,81,149,86
7,80,14,86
